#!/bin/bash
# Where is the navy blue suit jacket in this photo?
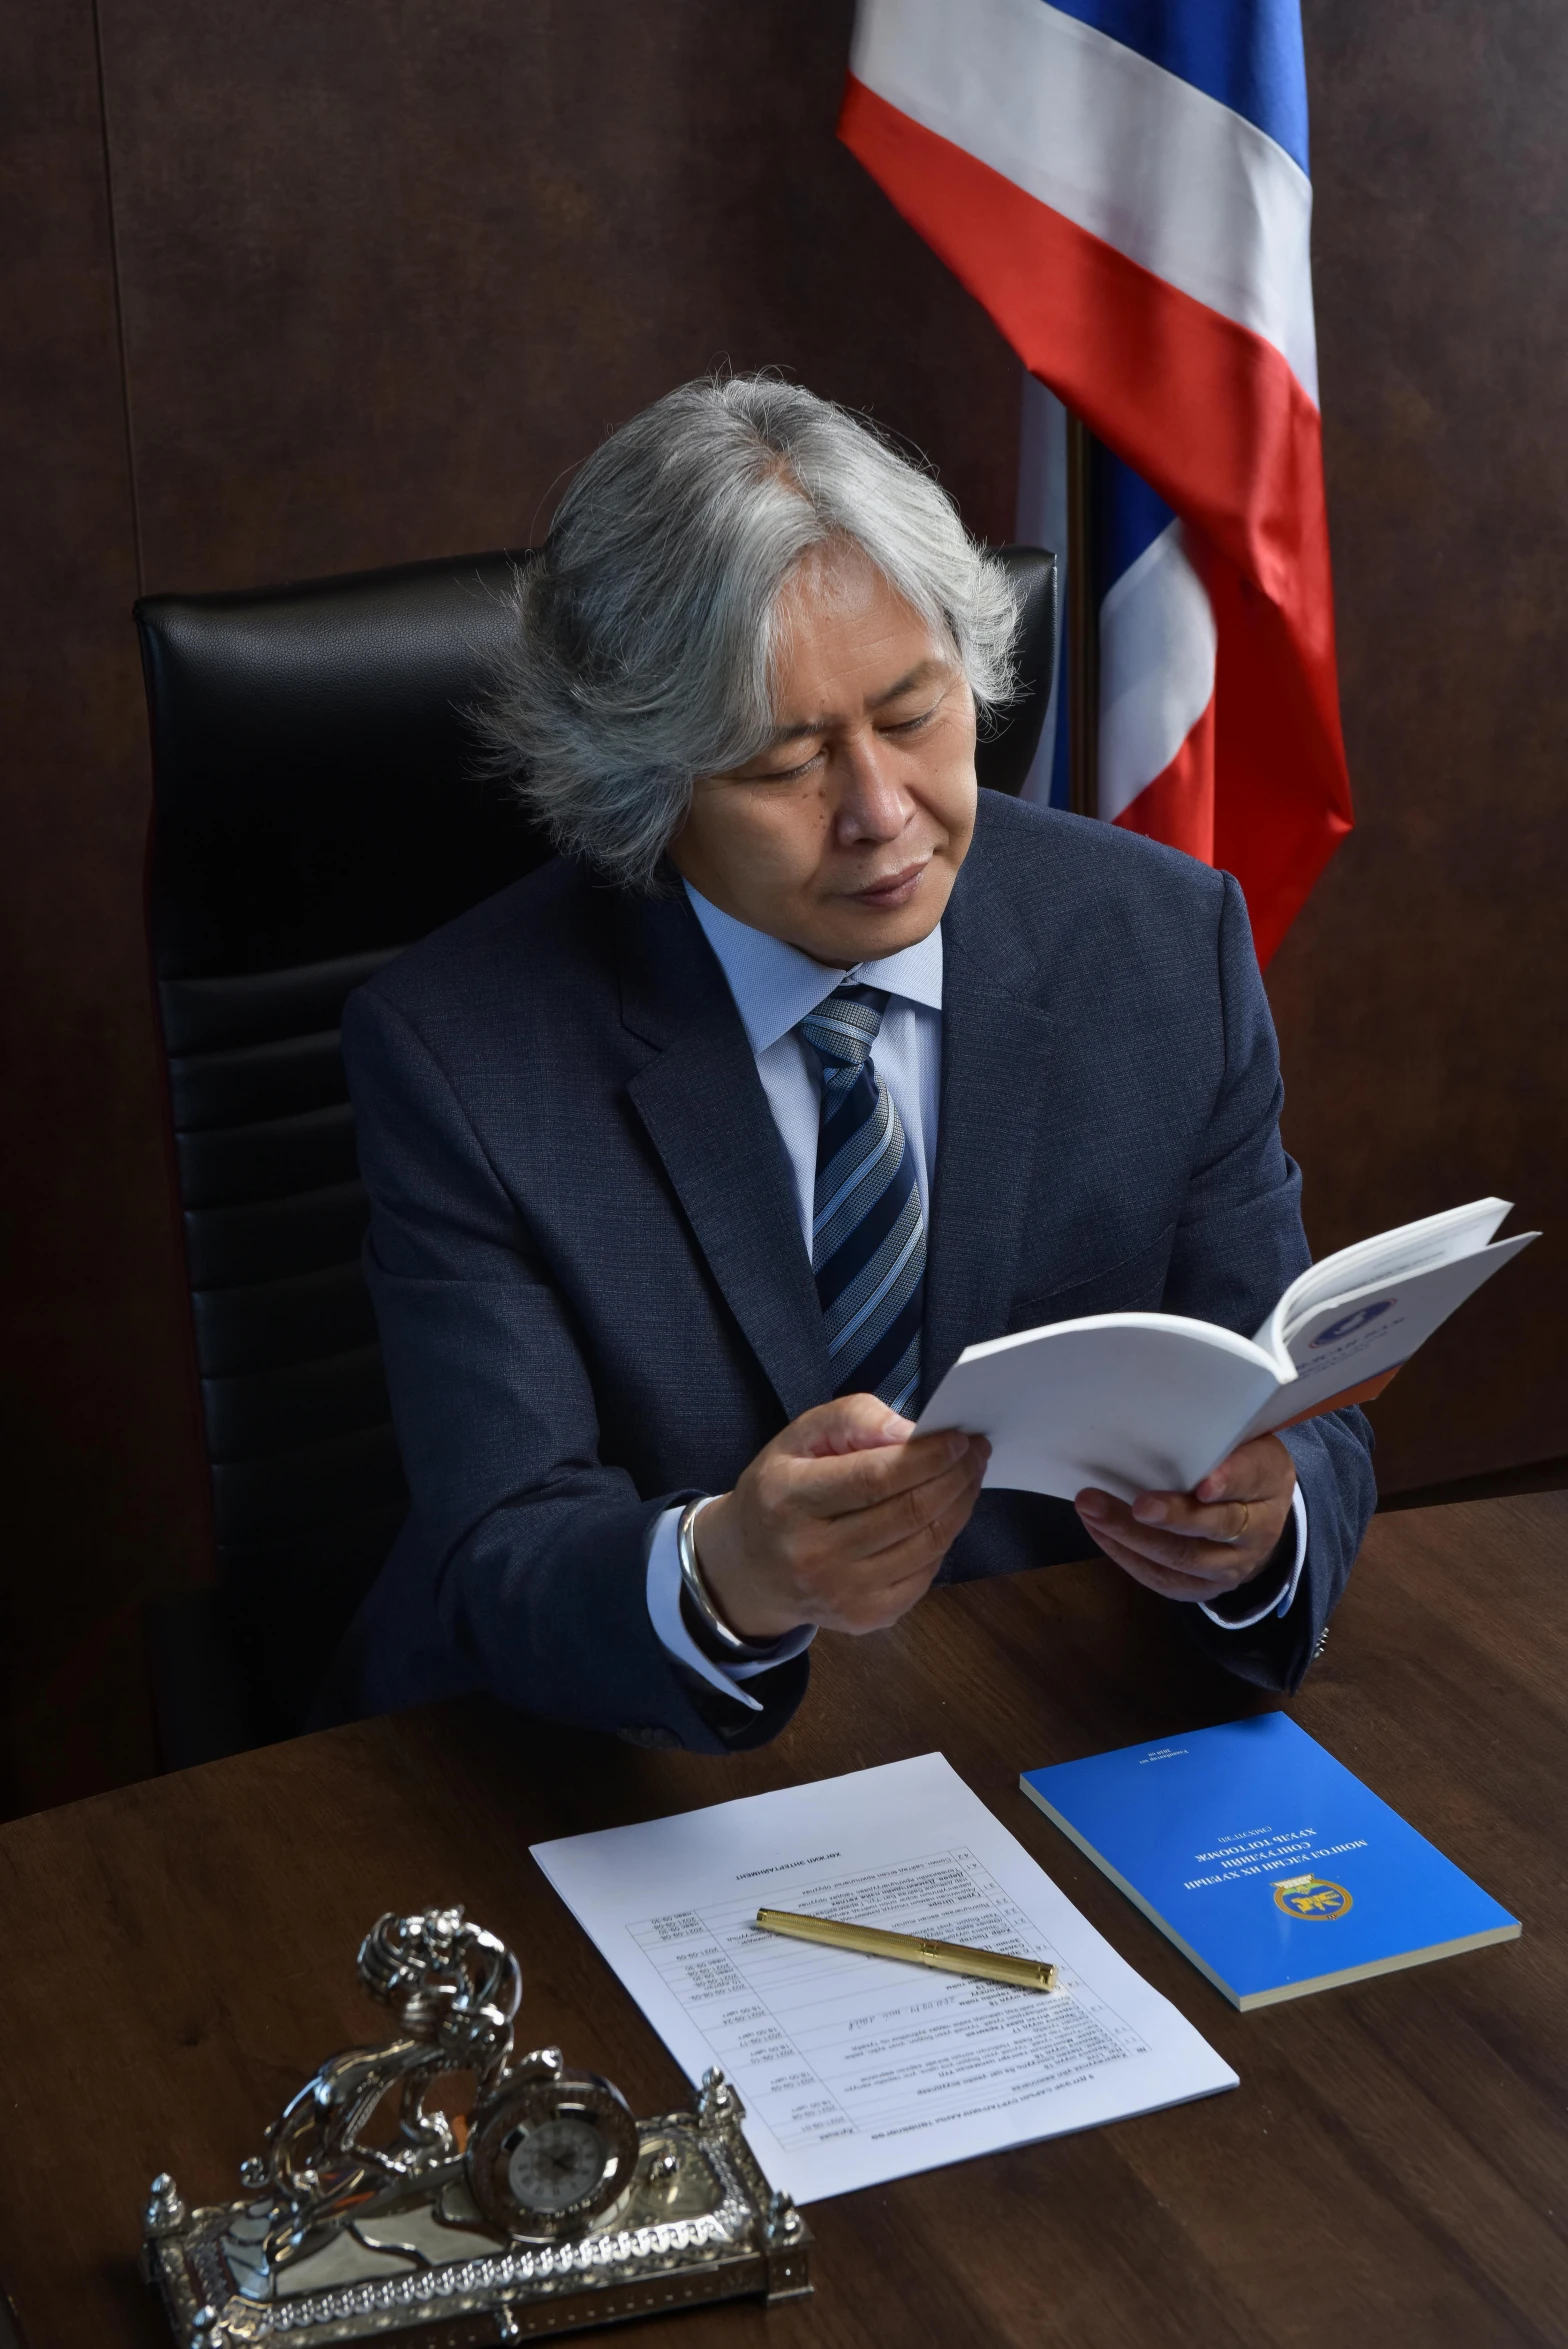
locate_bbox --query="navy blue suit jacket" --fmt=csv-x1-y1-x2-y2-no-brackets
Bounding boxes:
328,794,1374,1751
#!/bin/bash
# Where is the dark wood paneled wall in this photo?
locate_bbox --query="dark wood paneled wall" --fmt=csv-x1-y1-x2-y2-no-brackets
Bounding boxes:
2,0,1562,1812
1,1,205,1818
95,1,1020,588
1272,2,1568,1487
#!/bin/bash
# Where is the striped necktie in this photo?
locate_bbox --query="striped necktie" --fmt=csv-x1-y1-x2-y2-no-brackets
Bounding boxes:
798,984,925,1417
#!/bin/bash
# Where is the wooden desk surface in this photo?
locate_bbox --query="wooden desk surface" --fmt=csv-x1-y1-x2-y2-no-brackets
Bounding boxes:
0,1493,1564,2349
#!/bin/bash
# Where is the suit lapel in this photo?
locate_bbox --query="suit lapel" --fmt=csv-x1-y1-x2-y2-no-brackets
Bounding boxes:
921,833,1061,1398
616,808,1074,1423
619,892,830,1421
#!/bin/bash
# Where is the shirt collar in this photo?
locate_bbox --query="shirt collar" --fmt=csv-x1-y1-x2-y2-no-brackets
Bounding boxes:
684,881,944,1057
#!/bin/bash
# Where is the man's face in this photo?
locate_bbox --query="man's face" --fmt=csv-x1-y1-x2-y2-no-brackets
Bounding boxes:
668,542,978,967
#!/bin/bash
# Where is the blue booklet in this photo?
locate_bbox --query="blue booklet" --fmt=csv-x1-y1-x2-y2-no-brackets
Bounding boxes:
1021,1714,1519,2010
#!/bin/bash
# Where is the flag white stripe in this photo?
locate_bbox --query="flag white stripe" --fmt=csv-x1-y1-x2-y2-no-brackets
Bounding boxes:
1098,519,1216,822
851,0,1319,406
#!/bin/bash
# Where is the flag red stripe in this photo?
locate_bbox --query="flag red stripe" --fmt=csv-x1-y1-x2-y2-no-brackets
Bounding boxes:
1197,534,1352,964
839,73,1352,962
840,75,1324,603
1114,696,1215,864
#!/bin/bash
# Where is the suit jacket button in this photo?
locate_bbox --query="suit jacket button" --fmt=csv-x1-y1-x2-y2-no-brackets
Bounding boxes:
618,1723,683,1749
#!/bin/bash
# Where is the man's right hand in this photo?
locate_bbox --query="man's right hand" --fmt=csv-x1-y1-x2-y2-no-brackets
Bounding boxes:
693,1395,989,1644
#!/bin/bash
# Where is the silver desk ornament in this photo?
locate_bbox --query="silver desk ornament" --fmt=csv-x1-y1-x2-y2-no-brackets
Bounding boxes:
142,1906,810,2344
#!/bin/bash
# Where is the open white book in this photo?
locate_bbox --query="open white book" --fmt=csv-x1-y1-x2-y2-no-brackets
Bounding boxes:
915,1199,1537,1504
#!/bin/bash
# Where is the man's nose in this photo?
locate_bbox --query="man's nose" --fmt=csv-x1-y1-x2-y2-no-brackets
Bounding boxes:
834,731,911,843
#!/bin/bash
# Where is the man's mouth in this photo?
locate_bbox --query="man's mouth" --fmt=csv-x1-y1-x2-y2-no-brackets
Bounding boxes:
850,860,928,908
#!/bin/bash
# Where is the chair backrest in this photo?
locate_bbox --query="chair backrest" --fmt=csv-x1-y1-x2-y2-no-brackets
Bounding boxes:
136,542,1057,1744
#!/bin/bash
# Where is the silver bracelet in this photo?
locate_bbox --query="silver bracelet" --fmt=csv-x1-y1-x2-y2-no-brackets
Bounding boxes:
677,1496,778,1661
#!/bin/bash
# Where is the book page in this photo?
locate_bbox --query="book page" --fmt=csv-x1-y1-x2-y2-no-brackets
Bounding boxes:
916,1314,1279,1505
1261,1198,1513,1358
532,1755,1236,2203
1231,1231,1538,1448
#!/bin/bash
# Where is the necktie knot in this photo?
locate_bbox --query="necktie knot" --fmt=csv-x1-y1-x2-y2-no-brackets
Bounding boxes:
798,983,888,1077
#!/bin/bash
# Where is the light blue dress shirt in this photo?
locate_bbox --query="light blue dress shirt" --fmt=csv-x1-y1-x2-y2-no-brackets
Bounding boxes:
645,883,1305,1708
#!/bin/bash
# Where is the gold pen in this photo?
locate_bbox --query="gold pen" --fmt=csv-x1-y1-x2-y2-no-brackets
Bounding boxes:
755,1907,1058,1993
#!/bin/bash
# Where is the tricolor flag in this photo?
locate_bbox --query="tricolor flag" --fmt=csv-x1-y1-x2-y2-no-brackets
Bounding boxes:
840,0,1353,963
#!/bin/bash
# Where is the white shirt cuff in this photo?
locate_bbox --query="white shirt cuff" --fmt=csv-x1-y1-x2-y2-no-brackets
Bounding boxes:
1199,1481,1308,1631
645,1502,816,1710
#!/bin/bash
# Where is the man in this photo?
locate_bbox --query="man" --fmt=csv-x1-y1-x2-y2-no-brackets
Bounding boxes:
327,375,1374,1752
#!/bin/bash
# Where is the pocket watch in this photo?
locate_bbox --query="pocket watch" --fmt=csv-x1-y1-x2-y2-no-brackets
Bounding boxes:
466,2046,641,2241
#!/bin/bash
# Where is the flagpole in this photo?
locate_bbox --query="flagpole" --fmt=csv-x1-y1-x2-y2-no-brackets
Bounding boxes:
1066,413,1099,819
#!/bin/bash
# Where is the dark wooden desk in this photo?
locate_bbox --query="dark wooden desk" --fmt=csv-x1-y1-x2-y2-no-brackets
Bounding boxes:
1,1493,1564,2349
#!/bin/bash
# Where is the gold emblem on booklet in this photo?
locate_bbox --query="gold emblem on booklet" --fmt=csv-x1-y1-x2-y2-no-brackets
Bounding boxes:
1272,1873,1354,1921
141,1906,809,2345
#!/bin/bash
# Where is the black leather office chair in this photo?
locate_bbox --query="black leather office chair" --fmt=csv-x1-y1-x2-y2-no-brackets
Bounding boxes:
136,543,1058,1764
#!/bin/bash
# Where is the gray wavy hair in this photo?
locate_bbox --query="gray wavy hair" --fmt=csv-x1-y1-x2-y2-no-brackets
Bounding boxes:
480,375,1021,889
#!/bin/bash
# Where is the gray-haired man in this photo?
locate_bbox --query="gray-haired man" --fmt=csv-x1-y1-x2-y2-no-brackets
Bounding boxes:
325,377,1373,1751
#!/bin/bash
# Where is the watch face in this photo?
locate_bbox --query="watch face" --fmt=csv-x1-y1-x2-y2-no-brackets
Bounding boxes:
467,2063,641,2242
504,2116,610,2213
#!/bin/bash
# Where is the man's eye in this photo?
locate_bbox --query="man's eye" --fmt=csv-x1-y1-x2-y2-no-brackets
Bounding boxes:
746,751,822,783
884,705,939,736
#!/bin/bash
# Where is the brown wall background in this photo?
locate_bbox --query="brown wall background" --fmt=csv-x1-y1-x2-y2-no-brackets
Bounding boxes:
3,1,1563,1816
1274,1,1567,1490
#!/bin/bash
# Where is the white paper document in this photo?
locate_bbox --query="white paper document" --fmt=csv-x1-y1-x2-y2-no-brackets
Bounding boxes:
530,1754,1236,2201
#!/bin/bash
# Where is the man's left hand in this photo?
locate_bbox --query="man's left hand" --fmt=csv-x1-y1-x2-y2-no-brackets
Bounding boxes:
1074,1434,1296,1605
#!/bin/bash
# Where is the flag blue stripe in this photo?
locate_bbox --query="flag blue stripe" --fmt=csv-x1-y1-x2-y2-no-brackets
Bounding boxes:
1099,450,1175,590
1042,0,1310,176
